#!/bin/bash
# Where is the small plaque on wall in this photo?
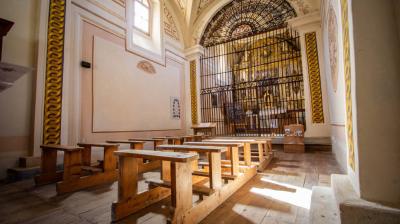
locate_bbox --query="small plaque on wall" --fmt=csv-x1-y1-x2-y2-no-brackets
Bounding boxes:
171,97,181,120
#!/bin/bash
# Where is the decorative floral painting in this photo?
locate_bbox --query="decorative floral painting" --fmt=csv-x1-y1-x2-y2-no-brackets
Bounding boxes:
328,4,339,92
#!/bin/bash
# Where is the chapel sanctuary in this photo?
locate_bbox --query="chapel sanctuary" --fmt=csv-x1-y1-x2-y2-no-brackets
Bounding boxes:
0,0,399,223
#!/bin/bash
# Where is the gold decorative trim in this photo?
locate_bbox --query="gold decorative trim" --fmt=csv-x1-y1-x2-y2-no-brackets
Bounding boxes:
305,32,324,124
43,0,66,145
190,60,198,124
341,0,355,171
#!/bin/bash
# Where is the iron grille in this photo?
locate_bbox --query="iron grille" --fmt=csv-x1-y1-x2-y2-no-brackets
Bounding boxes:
200,27,305,136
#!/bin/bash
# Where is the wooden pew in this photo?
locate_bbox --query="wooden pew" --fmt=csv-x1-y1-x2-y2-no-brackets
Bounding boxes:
152,136,184,145
34,144,119,194
106,140,160,172
128,138,165,150
76,142,119,172
157,144,226,190
205,138,273,171
191,123,217,136
183,141,242,177
106,140,145,149
182,134,206,143
112,149,198,222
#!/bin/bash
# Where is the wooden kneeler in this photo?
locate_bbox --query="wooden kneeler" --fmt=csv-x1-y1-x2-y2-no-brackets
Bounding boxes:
183,141,242,177
106,140,161,173
111,150,198,222
205,138,274,171
155,145,257,223
35,143,119,194
157,144,227,190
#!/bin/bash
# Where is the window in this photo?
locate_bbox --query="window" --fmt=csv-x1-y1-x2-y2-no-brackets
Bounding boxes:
133,0,150,34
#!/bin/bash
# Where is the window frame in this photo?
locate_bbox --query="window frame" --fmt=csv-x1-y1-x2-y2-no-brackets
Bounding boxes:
133,0,152,36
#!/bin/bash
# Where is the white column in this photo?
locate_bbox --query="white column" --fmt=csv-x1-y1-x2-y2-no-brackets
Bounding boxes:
288,12,331,138
184,45,204,133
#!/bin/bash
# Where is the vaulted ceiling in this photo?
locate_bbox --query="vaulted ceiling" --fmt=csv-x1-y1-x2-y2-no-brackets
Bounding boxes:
165,0,321,47
170,0,319,23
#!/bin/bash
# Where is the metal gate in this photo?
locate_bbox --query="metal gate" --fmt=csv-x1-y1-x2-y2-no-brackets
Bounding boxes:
200,27,305,136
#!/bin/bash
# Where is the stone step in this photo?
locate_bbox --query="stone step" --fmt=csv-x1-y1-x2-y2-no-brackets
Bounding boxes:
331,174,400,224
310,186,340,224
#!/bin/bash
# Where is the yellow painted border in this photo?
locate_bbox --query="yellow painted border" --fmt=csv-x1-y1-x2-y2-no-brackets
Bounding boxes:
305,32,324,124
43,0,66,145
190,60,198,124
341,0,355,171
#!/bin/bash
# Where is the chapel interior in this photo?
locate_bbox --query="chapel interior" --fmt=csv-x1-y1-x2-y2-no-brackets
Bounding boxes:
0,0,399,223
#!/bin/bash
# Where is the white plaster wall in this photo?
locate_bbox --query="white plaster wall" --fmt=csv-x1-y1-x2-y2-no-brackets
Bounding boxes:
0,0,40,179
92,36,182,132
352,0,400,206
321,0,348,174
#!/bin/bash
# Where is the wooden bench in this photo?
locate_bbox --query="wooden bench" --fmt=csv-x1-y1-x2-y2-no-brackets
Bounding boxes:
152,136,184,145
106,140,145,149
128,138,165,150
191,123,217,136
182,134,206,142
112,150,198,222
34,144,119,194
106,140,161,173
157,144,226,190
205,138,273,171
183,141,242,177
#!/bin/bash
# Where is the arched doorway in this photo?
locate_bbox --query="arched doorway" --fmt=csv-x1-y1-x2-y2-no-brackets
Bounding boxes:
199,0,305,136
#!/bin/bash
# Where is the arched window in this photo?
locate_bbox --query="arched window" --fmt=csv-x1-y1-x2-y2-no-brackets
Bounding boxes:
133,0,150,34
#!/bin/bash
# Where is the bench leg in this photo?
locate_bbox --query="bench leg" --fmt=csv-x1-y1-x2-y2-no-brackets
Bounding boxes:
243,143,251,166
173,139,182,145
35,149,60,185
171,161,193,222
230,146,239,176
103,145,117,172
81,146,92,166
118,156,138,201
130,143,144,167
63,150,82,181
162,161,171,181
208,152,222,189
258,143,265,163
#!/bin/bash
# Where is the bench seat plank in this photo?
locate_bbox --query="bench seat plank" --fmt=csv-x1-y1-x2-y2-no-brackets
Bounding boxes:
77,143,119,147
157,144,227,153
41,144,83,152
114,150,198,163
129,138,163,142
183,142,243,147
106,140,146,144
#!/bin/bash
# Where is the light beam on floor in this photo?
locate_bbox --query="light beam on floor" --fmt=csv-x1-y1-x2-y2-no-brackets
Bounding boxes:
250,178,312,209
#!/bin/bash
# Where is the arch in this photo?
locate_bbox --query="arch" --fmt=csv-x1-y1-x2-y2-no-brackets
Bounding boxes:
200,0,296,46
191,0,309,47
